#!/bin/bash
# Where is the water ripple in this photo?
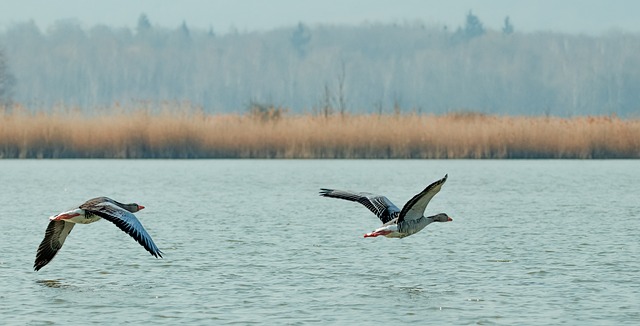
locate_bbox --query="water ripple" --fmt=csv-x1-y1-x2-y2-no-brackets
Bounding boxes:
0,160,638,324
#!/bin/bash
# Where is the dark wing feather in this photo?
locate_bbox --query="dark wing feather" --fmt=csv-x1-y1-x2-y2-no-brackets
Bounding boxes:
320,188,400,224
398,174,448,223
84,203,163,258
34,220,75,271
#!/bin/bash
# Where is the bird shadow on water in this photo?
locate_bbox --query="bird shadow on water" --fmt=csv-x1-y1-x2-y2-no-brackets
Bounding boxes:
392,284,431,300
35,279,75,289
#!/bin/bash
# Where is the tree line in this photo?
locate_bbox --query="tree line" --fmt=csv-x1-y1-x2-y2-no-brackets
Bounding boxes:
1,13,639,116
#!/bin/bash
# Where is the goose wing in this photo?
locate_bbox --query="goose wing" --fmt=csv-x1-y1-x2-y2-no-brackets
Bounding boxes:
398,174,448,223
82,201,163,258
34,220,75,271
320,188,400,224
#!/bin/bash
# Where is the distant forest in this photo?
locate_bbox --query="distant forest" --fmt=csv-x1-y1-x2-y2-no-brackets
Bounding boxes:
1,13,639,116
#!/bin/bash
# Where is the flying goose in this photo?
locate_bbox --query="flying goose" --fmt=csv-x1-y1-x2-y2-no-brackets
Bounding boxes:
320,174,451,238
34,197,162,271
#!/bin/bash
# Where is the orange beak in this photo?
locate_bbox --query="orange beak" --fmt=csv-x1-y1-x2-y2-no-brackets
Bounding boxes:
138,205,145,210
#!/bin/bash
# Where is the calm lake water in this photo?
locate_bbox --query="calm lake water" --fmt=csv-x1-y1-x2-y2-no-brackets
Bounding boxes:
0,160,638,325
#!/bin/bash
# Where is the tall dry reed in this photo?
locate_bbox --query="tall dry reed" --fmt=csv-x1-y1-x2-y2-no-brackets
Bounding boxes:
1,106,639,158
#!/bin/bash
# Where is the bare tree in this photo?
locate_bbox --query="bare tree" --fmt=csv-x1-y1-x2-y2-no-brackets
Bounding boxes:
3,18,640,116
337,60,347,116
0,49,16,107
321,83,333,118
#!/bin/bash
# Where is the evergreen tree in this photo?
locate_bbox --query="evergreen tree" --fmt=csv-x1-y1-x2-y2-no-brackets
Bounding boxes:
179,21,190,38
464,11,485,39
137,13,152,34
290,22,311,57
503,16,514,35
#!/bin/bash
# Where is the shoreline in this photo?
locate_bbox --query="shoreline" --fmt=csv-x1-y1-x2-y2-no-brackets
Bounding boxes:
2,108,639,159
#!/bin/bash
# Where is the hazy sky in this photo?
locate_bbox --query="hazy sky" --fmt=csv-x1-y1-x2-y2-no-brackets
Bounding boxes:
1,0,640,34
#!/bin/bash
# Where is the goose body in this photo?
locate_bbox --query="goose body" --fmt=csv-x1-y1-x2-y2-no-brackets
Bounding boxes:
320,174,451,238
34,197,163,271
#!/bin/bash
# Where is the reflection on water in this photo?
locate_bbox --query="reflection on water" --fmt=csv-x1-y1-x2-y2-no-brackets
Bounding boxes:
397,285,426,299
36,279,71,289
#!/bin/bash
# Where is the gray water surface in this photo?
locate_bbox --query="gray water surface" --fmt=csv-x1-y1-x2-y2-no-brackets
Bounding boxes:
1,160,638,325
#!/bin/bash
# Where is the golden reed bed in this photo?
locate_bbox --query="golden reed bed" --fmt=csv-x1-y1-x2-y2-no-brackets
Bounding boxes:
1,107,639,159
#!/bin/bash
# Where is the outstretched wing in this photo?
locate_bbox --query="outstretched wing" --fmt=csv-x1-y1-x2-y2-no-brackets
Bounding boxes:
34,220,75,271
320,188,400,224
398,174,448,223
84,202,163,258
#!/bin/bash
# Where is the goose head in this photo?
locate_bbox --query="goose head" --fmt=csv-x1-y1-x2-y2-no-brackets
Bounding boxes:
432,213,452,222
122,203,145,213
